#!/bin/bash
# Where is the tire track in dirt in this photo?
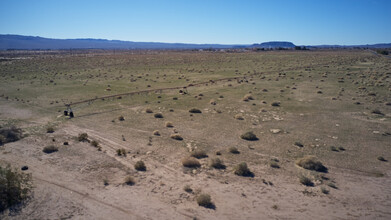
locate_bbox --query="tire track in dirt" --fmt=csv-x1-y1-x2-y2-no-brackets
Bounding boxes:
34,177,145,220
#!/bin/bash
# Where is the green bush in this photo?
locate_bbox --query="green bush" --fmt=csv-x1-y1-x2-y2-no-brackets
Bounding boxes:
154,113,164,118
0,165,32,212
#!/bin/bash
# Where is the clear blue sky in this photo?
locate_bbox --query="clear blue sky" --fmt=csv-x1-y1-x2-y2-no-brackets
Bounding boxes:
0,0,390,45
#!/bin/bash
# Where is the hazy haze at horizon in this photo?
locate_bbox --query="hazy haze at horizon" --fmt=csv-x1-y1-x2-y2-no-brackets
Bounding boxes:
0,0,390,45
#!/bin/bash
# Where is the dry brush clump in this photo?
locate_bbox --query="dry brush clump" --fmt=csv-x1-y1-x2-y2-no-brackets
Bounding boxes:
229,146,240,154
197,193,215,209
296,156,328,173
43,145,58,154
210,158,226,169
234,114,244,120
191,150,208,159
240,131,258,141
134,161,146,171
124,176,135,185
90,140,99,148
46,126,55,133
170,134,183,141
234,162,254,177
181,157,201,168
0,126,23,145
154,113,164,118
299,175,314,186
189,108,202,113
165,122,174,127
242,94,254,101
116,148,127,156
78,133,89,142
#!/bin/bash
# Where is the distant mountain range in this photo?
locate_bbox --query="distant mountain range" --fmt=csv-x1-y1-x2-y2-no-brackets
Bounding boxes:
0,34,390,50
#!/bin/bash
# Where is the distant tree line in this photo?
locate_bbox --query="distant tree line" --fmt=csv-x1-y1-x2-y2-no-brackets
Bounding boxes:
295,46,308,50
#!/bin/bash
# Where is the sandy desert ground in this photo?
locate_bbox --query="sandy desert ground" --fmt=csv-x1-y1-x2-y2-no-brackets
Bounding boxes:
0,49,390,219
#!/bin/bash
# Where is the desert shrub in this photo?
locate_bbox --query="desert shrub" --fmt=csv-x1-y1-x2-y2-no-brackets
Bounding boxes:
271,101,280,107
234,114,244,120
240,131,258,141
145,108,153,113
210,158,226,169
0,164,32,212
117,148,127,156
134,161,146,171
191,150,208,159
371,109,383,115
118,115,125,121
189,108,202,113
377,156,387,162
78,133,89,142
294,142,304,148
124,176,135,185
338,146,345,151
46,126,55,133
330,146,338,152
153,130,160,136
90,140,99,147
197,193,214,208
181,157,201,168
296,156,328,173
327,182,338,189
234,162,254,177
242,94,254,101
321,186,329,194
270,161,280,169
165,122,174,127
215,151,221,155
299,175,314,186
0,126,22,145
103,179,109,186
154,113,163,118
210,99,216,105
183,185,193,193
229,147,240,154
170,134,183,141
43,145,58,154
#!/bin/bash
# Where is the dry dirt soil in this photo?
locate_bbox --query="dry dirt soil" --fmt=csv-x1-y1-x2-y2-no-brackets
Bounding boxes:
0,49,390,219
